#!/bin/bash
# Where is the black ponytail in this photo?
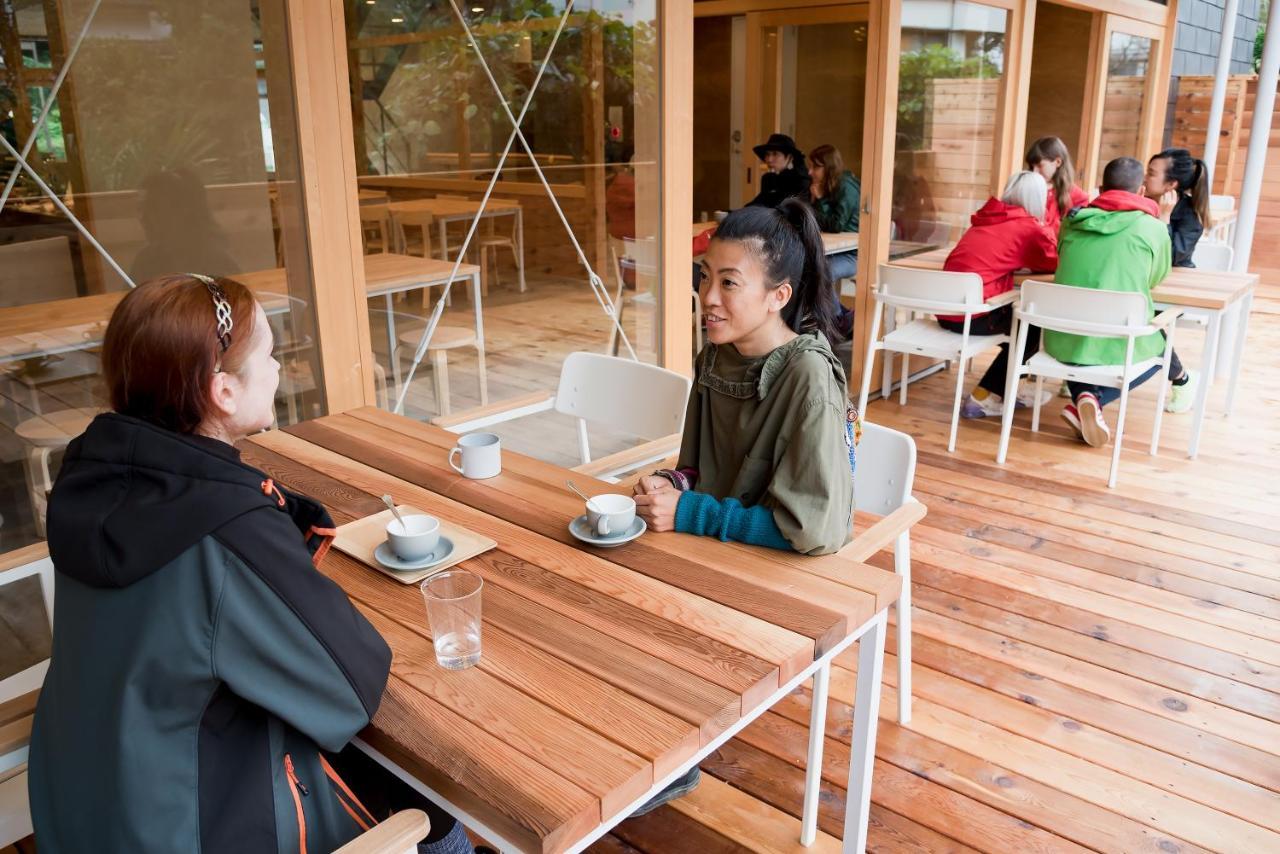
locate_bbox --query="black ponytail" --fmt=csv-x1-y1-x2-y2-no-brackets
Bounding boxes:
713,199,842,346
1152,148,1212,229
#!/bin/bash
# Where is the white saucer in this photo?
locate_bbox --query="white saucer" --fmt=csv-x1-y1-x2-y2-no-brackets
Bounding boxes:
374,537,455,572
568,515,646,548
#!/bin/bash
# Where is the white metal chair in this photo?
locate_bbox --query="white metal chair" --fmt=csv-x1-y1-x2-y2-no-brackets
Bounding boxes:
858,264,1017,453
1207,194,1236,245
996,280,1181,489
1191,241,1233,271
841,421,919,723
15,408,99,537
0,547,55,848
435,351,690,482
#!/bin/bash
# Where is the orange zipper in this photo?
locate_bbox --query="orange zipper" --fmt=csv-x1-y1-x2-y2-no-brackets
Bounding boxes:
319,753,375,832
284,754,308,854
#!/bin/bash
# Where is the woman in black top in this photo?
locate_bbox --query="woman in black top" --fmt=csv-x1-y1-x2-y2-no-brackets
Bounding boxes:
747,134,811,209
1144,148,1210,268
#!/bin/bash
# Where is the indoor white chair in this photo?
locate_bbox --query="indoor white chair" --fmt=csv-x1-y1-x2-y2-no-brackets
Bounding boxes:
858,264,1017,454
0,547,55,848
435,351,690,482
996,280,1181,489
840,421,920,723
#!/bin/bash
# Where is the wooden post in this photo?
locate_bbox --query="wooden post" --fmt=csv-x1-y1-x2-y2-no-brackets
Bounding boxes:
660,0,694,375
1142,2,1179,161
265,0,376,411
997,0,1037,190
0,1,35,149
848,0,901,397
344,0,369,175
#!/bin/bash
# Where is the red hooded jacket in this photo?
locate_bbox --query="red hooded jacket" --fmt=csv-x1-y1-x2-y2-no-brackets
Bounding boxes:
1044,184,1090,233
939,197,1059,321
1088,188,1160,218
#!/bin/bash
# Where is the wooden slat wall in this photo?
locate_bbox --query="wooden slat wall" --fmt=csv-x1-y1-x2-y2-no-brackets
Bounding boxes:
919,78,999,233
1170,75,1252,193
1097,76,1148,174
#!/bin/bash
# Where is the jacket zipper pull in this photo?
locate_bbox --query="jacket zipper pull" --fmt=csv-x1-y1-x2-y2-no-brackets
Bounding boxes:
284,754,310,796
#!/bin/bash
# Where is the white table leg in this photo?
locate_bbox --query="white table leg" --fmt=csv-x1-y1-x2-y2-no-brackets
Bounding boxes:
516,208,527,293
472,271,488,405
1188,310,1221,459
843,611,886,854
1224,292,1253,418
384,293,400,402
800,663,830,846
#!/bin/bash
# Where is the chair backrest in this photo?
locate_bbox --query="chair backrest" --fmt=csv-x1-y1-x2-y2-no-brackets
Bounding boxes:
555,352,691,441
0,552,54,704
1018,280,1150,337
876,264,985,314
0,237,77,308
1192,241,1233,271
622,236,658,274
1210,194,1235,212
854,422,916,516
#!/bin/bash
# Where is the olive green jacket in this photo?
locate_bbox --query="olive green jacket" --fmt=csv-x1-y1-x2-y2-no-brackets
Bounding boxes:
677,332,854,555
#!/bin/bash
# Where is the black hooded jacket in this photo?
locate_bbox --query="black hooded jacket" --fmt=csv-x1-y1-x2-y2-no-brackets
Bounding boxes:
29,413,392,854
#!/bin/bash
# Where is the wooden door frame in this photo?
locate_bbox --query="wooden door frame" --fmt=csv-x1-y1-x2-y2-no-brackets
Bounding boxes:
741,4,870,204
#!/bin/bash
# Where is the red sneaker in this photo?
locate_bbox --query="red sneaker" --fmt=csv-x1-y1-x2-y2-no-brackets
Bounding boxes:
1060,403,1084,441
1075,392,1111,447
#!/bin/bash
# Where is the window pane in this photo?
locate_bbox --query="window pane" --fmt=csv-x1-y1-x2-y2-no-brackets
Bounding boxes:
893,0,1007,255
345,0,664,466
1098,32,1152,176
1,0,321,555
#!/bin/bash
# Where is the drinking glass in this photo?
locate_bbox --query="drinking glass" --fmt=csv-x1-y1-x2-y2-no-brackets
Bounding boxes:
420,570,483,670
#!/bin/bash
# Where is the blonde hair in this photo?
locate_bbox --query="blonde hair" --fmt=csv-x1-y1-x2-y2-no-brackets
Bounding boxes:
1001,171,1048,223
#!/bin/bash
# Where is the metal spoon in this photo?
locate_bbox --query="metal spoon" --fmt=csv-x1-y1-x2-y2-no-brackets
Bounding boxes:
565,480,599,512
381,494,407,530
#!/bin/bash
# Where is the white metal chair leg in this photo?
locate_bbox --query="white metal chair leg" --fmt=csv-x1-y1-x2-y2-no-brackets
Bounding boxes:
800,663,830,846
996,319,1029,465
844,612,887,854
857,305,882,415
895,530,911,724
899,352,909,406
1109,385,1129,489
1224,293,1252,418
1031,375,1045,432
1151,328,1176,454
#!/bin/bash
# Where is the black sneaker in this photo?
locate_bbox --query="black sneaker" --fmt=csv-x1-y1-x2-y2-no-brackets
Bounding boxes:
628,766,701,817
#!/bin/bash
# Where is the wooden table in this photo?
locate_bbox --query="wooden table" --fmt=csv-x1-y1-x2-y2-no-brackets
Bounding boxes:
0,254,481,377
891,248,1260,457
391,198,525,293
242,407,903,854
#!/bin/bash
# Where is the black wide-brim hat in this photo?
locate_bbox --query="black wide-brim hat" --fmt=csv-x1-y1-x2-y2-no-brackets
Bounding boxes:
752,133,804,163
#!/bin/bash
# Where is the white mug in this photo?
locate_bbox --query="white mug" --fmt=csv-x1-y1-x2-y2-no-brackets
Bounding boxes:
586,493,636,538
449,432,501,479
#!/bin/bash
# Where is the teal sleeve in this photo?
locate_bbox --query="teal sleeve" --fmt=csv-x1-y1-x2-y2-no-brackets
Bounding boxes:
837,182,860,233
675,491,794,551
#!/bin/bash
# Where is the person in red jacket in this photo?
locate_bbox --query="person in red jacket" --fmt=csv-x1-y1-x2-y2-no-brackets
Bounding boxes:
1026,136,1090,235
936,171,1060,418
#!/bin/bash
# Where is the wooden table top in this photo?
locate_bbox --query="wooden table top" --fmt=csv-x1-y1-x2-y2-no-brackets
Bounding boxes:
388,197,521,218
0,255,479,363
691,221,858,255
891,247,1259,311
241,407,900,854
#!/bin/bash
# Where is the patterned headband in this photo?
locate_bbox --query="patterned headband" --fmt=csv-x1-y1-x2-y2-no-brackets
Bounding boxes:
187,273,233,355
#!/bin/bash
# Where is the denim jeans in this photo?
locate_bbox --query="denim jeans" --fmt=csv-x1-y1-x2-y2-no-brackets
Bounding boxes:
1066,332,1185,407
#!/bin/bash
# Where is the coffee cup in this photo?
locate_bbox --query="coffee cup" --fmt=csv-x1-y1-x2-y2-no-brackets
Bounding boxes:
387,514,441,562
586,493,636,538
448,432,502,479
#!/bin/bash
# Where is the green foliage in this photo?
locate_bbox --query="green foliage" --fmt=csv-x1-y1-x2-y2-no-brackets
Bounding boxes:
1255,11,1266,73
896,42,1001,151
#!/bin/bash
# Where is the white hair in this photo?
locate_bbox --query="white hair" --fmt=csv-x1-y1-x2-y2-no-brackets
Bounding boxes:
1000,171,1048,223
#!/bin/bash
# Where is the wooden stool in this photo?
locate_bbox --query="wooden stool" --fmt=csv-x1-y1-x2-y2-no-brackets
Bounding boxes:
397,325,487,416
15,408,98,537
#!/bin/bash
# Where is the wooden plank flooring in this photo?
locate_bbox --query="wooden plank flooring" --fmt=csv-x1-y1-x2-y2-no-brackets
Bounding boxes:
580,269,1280,852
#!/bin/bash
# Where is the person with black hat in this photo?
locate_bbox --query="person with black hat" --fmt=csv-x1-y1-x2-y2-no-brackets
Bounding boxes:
747,133,811,209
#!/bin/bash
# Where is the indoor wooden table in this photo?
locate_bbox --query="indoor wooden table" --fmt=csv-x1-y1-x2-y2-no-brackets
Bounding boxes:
891,248,1259,458
241,407,903,854
692,220,857,255
390,198,525,293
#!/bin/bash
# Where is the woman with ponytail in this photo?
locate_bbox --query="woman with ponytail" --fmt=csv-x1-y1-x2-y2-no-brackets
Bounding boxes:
1145,148,1210,267
633,199,856,555
1026,136,1089,235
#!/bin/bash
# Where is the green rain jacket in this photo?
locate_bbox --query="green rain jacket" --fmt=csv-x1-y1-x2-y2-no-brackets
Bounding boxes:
1043,191,1172,366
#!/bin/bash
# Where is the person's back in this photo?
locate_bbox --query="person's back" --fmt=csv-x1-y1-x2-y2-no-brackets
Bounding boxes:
1045,163,1171,368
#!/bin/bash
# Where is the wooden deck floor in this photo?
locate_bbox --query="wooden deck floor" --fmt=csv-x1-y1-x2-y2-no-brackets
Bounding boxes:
586,274,1280,852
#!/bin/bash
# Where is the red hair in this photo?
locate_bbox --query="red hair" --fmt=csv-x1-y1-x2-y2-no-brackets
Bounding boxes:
102,274,258,434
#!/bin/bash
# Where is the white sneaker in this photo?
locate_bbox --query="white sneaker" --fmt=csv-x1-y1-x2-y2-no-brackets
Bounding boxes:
1165,370,1197,413
960,393,1004,418
1015,388,1054,408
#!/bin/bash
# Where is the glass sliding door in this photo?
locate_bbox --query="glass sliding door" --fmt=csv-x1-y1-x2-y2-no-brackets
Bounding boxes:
1096,29,1155,178
892,0,1008,254
0,2,320,546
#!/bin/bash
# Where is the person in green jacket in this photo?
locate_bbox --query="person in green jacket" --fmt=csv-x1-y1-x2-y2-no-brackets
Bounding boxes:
633,198,857,556
1046,156,1194,448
